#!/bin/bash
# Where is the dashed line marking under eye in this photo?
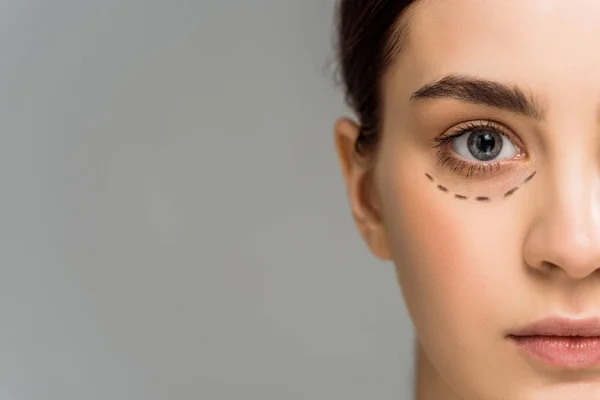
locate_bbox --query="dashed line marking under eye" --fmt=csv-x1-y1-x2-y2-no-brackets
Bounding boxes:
425,171,537,202
523,171,536,183
504,187,519,197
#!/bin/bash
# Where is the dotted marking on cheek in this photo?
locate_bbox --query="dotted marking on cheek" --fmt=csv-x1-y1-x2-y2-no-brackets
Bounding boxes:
504,187,519,197
523,171,536,183
425,171,537,202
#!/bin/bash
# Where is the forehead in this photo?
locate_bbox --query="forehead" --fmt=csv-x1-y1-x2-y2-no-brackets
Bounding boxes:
395,0,600,99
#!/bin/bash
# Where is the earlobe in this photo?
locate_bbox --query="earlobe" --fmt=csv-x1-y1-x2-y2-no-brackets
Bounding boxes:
334,118,392,260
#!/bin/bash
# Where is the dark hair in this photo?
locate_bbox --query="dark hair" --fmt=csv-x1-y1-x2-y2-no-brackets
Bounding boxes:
336,0,417,156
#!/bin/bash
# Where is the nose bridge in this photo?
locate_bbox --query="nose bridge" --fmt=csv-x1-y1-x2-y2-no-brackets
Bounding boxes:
524,140,600,279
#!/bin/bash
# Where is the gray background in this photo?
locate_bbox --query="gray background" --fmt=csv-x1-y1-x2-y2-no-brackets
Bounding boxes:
2,1,415,399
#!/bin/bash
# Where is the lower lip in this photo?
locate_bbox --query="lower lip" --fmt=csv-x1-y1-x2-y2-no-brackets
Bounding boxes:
509,335,600,368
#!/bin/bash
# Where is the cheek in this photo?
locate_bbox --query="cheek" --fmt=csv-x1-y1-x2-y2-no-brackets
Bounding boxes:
378,158,525,344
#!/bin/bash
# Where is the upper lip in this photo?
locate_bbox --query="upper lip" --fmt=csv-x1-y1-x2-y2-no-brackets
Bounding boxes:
508,316,600,337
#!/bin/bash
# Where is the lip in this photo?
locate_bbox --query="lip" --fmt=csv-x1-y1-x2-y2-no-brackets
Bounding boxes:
509,316,600,337
507,316,600,368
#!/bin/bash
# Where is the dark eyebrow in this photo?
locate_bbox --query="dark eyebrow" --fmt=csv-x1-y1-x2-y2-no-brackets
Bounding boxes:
410,74,545,121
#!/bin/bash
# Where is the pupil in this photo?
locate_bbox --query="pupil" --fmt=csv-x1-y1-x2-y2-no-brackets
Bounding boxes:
477,133,495,154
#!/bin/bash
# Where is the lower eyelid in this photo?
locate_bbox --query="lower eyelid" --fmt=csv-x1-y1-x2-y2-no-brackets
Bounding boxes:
437,145,519,180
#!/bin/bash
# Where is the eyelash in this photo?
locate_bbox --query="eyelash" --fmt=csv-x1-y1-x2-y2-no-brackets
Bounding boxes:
431,120,522,180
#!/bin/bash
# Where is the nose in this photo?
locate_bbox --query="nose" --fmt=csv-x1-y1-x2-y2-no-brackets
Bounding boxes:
523,164,600,280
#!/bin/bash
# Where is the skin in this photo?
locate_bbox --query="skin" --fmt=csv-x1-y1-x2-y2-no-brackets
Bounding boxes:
335,1,600,399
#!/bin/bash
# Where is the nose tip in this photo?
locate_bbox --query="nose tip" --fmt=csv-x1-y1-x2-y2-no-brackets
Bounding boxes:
522,162,600,280
524,215,600,280
546,238,600,279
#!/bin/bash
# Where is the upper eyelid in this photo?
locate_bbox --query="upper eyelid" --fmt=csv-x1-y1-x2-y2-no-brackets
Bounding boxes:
438,119,525,150
449,120,509,136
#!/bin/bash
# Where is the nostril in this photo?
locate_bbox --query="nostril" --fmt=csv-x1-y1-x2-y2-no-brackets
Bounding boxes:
540,261,559,273
527,261,559,277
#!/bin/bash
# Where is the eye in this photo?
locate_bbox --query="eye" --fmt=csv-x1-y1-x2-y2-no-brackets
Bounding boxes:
431,120,527,180
451,127,517,162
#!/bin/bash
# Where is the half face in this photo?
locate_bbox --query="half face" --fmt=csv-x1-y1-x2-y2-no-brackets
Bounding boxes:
337,0,600,398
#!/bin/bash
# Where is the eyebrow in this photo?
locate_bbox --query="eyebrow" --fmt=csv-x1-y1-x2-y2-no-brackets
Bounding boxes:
410,74,545,121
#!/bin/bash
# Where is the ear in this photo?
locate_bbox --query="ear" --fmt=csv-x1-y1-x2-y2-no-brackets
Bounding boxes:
334,117,392,260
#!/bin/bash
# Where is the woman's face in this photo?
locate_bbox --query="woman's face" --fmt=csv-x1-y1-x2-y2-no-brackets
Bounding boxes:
336,0,600,398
